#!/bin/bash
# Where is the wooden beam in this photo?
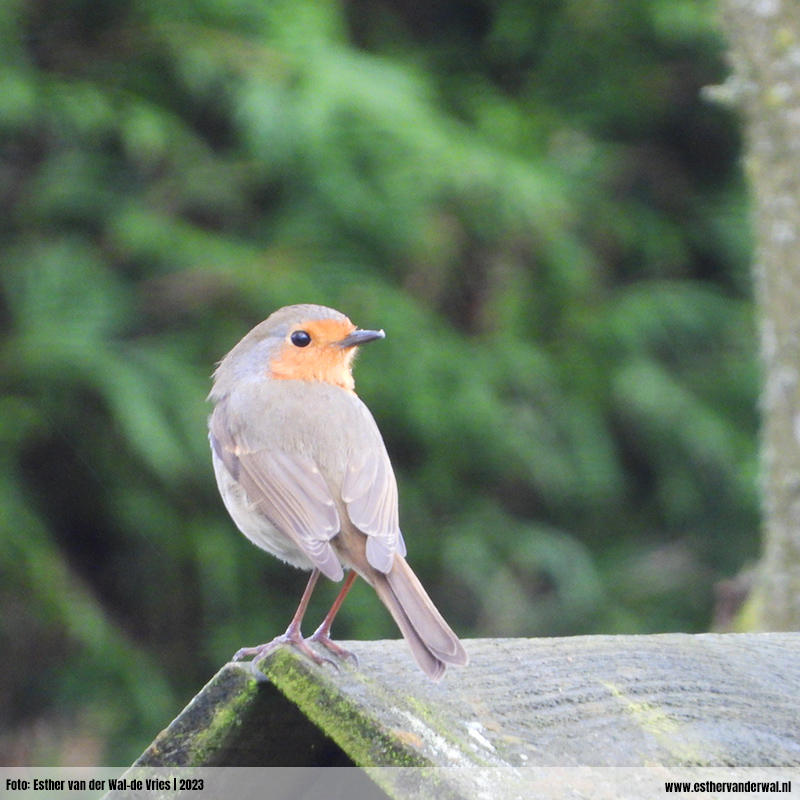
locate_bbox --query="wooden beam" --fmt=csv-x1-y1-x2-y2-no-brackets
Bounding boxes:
129,634,800,796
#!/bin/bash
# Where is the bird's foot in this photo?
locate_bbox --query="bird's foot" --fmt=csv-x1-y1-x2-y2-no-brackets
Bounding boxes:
307,627,359,667
232,628,340,679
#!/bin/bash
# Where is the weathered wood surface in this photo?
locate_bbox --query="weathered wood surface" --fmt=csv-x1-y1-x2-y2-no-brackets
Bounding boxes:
132,634,800,796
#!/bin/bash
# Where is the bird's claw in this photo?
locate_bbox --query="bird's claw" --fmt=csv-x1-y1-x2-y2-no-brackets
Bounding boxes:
231,631,344,677
233,643,274,662
307,631,359,667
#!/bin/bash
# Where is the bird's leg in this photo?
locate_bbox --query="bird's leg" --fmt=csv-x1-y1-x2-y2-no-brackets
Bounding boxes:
232,569,339,677
308,569,359,665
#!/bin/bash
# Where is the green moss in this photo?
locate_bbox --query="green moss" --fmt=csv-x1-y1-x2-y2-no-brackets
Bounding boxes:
261,648,428,768
603,681,722,766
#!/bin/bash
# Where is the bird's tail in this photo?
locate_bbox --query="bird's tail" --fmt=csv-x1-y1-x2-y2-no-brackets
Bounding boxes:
370,554,468,680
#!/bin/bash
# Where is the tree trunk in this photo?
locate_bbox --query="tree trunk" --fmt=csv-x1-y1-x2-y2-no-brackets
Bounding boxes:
719,0,800,629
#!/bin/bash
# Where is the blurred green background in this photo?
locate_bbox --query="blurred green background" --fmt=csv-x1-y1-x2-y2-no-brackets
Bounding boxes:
0,0,757,767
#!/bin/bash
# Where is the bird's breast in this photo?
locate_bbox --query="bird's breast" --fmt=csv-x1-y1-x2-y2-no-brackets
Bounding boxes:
228,379,387,486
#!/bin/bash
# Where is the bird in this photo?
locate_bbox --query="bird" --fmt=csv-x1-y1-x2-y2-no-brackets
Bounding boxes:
208,303,468,680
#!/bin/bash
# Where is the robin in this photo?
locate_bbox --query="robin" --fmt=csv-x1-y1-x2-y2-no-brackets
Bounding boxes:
208,304,468,680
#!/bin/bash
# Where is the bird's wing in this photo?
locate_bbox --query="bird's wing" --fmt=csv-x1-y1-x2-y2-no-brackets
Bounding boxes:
341,403,406,574
209,405,343,581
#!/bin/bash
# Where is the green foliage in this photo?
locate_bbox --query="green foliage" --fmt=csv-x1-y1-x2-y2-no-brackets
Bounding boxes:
0,0,755,765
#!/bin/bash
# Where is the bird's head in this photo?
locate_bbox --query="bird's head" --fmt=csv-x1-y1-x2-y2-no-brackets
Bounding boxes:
213,304,384,394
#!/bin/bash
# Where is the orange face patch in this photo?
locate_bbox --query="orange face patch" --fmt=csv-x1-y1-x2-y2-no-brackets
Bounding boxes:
269,317,359,391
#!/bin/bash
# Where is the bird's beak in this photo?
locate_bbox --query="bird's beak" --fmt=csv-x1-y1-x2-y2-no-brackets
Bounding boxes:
338,328,386,349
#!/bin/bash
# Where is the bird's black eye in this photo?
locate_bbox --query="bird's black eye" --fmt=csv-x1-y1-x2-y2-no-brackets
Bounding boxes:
290,330,312,347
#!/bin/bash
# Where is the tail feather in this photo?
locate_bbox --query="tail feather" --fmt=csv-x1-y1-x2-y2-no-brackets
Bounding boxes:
371,555,468,680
